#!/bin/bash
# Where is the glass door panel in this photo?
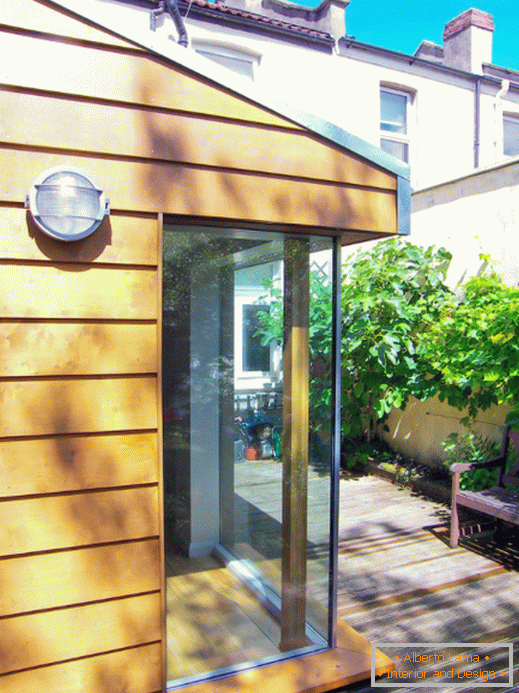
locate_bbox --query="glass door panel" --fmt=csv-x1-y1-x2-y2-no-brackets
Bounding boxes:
163,225,336,686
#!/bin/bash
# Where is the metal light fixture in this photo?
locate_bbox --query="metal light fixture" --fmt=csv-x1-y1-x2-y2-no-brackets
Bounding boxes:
26,166,110,242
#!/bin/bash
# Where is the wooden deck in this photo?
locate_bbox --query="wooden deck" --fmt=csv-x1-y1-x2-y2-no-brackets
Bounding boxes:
164,470,519,691
335,475,519,691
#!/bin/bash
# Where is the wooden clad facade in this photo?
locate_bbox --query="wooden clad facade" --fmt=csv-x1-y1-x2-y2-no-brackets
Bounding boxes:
0,1,402,691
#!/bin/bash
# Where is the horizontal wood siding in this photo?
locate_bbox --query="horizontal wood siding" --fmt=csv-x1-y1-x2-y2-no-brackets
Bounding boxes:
0,433,158,498
0,377,157,437
0,593,162,675
0,644,163,693
0,2,399,691
0,30,299,128
0,323,157,377
0,14,398,234
1,89,396,190
2,148,397,231
0,8,164,688
0,487,159,556
0,264,157,320
1,539,161,616
0,208,158,265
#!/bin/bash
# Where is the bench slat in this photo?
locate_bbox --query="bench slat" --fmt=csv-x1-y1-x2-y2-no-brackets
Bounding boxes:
457,486,519,524
450,426,519,547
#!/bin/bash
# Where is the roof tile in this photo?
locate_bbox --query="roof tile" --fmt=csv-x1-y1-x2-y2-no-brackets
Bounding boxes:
179,0,332,41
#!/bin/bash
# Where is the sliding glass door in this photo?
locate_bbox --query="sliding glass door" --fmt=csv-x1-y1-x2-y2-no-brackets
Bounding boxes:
162,224,338,687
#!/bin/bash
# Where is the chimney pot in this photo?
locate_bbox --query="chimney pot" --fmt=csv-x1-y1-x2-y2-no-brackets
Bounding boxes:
443,8,495,41
443,8,494,73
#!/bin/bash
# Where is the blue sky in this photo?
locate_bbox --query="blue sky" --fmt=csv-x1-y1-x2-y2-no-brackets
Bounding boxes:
303,1,519,71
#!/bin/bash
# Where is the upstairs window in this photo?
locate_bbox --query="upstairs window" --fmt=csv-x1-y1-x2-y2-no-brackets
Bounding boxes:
503,115,519,157
192,42,260,80
380,88,410,163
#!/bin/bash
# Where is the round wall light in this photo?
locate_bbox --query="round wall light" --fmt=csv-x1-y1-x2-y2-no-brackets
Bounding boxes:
25,166,110,242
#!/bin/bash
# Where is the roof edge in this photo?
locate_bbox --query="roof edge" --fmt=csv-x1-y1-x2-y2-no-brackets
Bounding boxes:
176,0,335,49
43,0,410,181
338,36,517,88
413,154,519,196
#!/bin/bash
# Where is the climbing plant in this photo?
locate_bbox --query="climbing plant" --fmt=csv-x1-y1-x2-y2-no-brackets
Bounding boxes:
255,239,454,441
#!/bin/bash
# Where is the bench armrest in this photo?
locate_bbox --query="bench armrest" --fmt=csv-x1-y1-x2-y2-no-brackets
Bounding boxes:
450,457,506,474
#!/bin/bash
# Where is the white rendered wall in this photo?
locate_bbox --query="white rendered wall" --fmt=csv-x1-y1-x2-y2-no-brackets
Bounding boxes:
185,14,519,190
381,396,510,466
411,158,519,287
77,0,519,192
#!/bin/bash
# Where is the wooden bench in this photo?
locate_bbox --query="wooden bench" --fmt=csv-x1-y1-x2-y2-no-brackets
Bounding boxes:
450,426,519,547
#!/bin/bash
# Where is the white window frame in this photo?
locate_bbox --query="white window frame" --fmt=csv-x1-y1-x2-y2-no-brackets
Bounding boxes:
191,40,261,80
235,297,271,378
380,86,412,164
503,113,519,157
233,262,282,390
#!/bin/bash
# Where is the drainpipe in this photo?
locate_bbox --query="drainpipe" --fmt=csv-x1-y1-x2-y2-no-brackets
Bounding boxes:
165,0,188,47
151,0,188,47
474,77,481,169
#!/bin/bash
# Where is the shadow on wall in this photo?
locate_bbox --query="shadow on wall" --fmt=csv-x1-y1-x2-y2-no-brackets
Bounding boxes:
0,254,161,691
27,211,113,265
381,395,511,467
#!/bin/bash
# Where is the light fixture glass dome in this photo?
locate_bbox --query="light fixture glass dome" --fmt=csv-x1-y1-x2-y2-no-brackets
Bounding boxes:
27,166,109,241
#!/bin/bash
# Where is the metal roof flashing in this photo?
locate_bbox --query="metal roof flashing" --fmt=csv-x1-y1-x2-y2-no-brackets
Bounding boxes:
43,0,411,235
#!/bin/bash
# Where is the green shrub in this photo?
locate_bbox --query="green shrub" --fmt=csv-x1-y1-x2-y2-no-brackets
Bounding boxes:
441,430,501,491
341,239,453,442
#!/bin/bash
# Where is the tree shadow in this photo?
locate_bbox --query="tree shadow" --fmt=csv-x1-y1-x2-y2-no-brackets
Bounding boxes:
335,484,519,654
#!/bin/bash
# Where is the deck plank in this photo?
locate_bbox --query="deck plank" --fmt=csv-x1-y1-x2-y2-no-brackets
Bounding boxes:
335,475,519,691
164,472,519,691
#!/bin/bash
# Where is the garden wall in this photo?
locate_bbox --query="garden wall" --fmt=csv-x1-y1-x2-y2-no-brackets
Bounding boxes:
380,396,511,467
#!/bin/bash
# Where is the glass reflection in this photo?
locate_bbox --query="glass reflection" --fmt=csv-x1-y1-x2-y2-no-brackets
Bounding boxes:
163,226,336,685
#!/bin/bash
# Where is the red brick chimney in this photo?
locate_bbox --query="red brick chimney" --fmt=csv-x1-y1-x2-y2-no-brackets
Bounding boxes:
443,8,494,73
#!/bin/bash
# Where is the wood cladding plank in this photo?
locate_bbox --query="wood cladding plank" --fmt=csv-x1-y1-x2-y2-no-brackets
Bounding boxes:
0,487,159,556
341,230,390,246
2,150,398,233
0,322,157,377
0,0,143,50
0,592,161,675
0,539,160,617
0,208,158,265
0,90,396,190
0,377,157,438
0,264,157,320
0,432,158,498
0,642,162,693
0,30,297,128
